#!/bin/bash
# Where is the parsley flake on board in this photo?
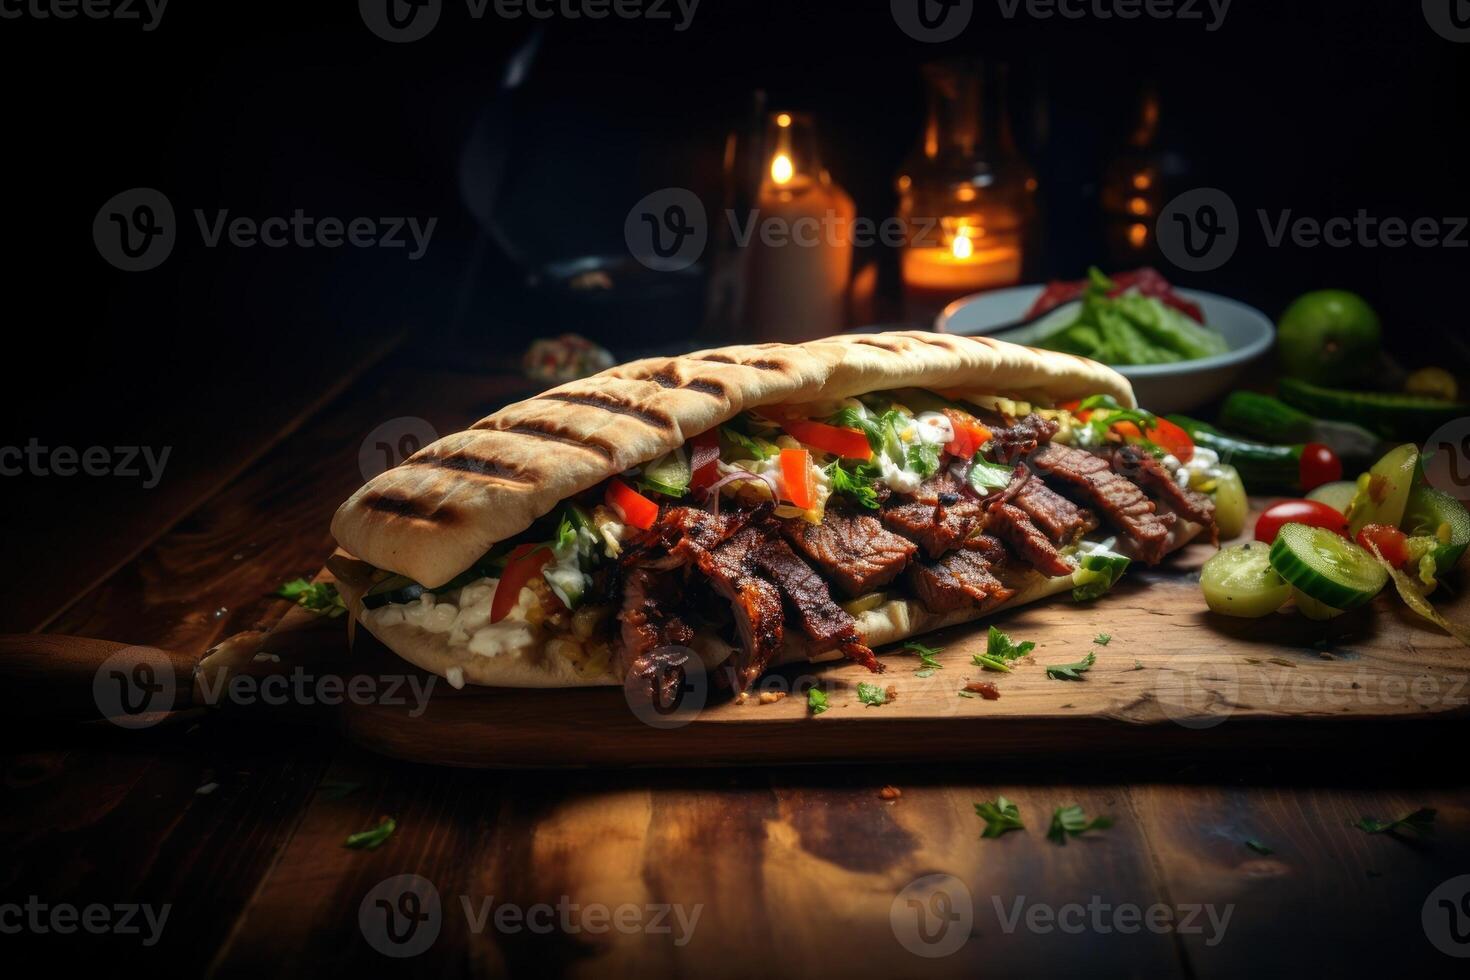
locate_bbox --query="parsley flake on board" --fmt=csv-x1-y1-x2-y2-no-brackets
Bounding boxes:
344,817,397,850
975,797,1025,838
274,578,347,618
973,627,1033,671
1095,633,1111,646
807,688,830,715
1047,805,1113,844
1353,808,1436,836
1045,652,1097,681
904,642,944,672
857,682,889,707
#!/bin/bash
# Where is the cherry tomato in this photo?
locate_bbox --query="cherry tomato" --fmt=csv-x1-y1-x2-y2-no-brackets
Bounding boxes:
782,419,872,460
1355,523,1410,568
490,544,555,624
1297,442,1342,492
780,448,816,509
605,478,659,531
1254,499,1349,544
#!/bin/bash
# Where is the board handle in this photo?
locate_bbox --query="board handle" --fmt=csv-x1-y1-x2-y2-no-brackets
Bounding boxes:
0,633,203,725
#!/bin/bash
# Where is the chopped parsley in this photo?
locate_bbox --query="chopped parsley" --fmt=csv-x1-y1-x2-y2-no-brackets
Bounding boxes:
274,578,347,618
975,797,1025,838
973,626,1034,672
827,407,887,453
826,460,882,509
807,687,830,715
856,682,889,707
905,441,942,479
1094,633,1112,646
721,425,774,461
1047,805,1113,844
344,816,397,850
905,642,944,671
956,690,978,699
1045,651,1096,681
1353,807,1436,836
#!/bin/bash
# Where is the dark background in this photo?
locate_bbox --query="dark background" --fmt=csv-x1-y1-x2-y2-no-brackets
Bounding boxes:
1,0,1465,595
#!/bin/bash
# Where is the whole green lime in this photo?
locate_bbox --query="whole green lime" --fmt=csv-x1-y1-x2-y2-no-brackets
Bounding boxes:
1277,290,1382,386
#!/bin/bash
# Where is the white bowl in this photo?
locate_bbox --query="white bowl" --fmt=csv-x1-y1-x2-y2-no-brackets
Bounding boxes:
937,285,1275,415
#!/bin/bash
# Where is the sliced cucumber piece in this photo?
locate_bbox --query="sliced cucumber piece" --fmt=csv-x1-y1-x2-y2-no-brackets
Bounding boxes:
1402,484,1470,576
840,591,892,616
362,574,426,610
1209,464,1249,539
1268,523,1387,609
1072,550,1131,601
1292,588,1345,620
1200,542,1292,618
1345,443,1418,536
640,449,691,497
1306,480,1358,515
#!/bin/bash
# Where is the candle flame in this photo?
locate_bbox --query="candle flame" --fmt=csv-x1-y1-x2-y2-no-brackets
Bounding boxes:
776,112,792,128
771,153,794,186
951,234,974,260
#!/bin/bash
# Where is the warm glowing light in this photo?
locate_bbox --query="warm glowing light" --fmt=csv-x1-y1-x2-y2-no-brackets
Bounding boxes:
951,234,974,260
1127,196,1149,216
1132,172,1153,190
955,186,977,203
1128,223,1148,248
771,153,794,185
776,113,792,128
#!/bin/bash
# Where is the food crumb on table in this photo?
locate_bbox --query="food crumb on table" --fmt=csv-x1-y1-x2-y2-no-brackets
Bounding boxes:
879,786,902,801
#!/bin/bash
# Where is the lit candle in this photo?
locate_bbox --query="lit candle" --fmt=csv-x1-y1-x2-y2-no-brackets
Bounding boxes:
902,224,1022,299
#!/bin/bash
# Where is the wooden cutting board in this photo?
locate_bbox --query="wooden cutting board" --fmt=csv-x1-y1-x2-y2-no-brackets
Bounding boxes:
10,522,1470,767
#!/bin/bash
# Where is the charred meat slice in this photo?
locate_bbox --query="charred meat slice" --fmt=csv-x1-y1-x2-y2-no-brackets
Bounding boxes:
988,413,1061,464
1029,443,1175,563
753,536,881,673
1113,445,1218,540
985,502,1076,577
618,567,697,703
881,473,985,559
1011,472,1099,544
656,504,762,554
778,513,917,598
692,526,787,692
906,547,1016,613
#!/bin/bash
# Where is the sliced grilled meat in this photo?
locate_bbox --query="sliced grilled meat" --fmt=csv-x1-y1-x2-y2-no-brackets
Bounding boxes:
753,536,881,673
779,512,917,597
881,472,985,558
656,504,763,554
1113,445,1218,541
906,547,1016,613
985,502,1075,576
692,525,787,692
1029,443,1175,563
1010,471,1099,543
618,567,698,704
989,413,1061,464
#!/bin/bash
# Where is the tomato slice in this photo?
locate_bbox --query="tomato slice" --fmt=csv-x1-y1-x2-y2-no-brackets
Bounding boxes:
780,448,816,509
1145,417,1195,464
941,408,992,460
781,418,872,460
688,429,721,491
1355,523,1410,568
1297,442,1343,492
605,478,659,530
1254,498,1349,545
490,544,554,624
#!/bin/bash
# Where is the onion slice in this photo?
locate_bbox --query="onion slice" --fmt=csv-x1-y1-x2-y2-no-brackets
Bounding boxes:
703,470,780,516
1367,541,1470,646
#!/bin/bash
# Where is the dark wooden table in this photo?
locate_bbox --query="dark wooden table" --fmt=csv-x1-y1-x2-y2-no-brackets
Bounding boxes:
4,348,1469,978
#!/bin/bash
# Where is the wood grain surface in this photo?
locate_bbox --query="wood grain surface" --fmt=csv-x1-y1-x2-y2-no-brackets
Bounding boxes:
3,357,1468,978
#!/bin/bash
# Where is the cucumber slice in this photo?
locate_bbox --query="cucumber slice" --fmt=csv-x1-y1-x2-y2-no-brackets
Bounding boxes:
1292,588,1345,620
362,574,426,610
1209,464,1249,539
1200,542,1292,618
640,449,691,497
840,591,892,616
1072,550,1131,601
1268,523,1387,609
1403,485,1470,576
1306,480,1358,515
1345,443,1418,536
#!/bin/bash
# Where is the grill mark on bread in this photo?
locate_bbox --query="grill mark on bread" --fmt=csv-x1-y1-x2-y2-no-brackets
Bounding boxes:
649,371,681,389
479,420,616,462
538,391,675,430
856,338,906,353
361,491,458,524
745,358,786,371
683,377,726,397
698,353,738,364
404,452,537,486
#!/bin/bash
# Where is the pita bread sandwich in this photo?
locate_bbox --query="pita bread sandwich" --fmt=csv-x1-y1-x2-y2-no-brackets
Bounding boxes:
331,331,1218,695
